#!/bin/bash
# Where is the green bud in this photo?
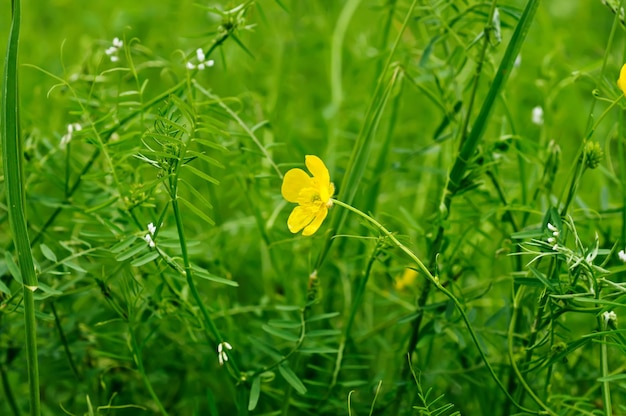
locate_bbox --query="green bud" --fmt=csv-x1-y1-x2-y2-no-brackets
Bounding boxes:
584,141,603,169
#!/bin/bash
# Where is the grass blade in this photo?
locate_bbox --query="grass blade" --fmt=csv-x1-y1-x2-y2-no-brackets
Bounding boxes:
1,0,41,414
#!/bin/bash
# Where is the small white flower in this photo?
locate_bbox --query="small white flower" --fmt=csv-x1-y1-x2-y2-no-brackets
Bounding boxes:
61,123,83,146
106,37,123,62
147,222,156,235
217,341,233,366
532,106,544,125
547,237,557,245
547,222,559,237
618,249,626,263
187,47,215,71
603,311,617,326
552,244,558,251
196,48,205,62
144,233,155,248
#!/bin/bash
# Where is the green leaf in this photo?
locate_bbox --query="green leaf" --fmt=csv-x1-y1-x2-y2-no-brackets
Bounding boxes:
5,252,22,284
248,376,261,411
248,336,282,361
306,312,340,322
182,164,220,185
130,251,160,267
261,324,299,342
178,197,216,226
192,267,239,287
278,363,307,395
0,279,11,295
115,242,149,262
40,244,57,262
186,150,224,168
109,236,138,254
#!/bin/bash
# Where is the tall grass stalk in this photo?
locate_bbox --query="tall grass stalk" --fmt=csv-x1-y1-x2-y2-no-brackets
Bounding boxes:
1,0,40,414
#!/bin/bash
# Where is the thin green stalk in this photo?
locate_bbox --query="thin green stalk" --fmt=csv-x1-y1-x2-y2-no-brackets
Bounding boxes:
507,287,556,415
0,362,20,416
50,303,81,381
129,328,169,416
170,197,241,379
326,240,381,398
331,199,548,415
600,318,613,415
2,0,40,414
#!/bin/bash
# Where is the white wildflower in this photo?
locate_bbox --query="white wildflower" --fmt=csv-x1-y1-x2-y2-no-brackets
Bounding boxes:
217,341,233,366
144,234,155,248
147,222,156,235
618,249,626,263
105,37,123,62
61,123,83,146
187,47,215,71
196,48,206,62
532,106,544,125
602,310,617,326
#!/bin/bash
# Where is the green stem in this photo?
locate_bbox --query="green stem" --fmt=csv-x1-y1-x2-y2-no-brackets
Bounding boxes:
507,287,556,415
170,197,241,379
2,0,40,414
0,362,20,416
50,303,81,380
129,328,169,415
600,318,613,415
331,199,549,414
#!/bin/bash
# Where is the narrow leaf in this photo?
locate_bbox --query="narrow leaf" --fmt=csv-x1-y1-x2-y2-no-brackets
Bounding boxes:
278,363,307,394
248,376,261,411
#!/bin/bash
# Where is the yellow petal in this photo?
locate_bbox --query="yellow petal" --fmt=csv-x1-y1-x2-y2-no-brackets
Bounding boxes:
282,168,311,203
302,206,328,236
305,155,330,186
618,63,626,96
287,205,316,233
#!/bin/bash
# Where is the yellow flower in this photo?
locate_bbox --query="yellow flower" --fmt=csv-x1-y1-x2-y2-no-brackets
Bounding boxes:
281,155,335,236
395,268,418,291
618,63,626,96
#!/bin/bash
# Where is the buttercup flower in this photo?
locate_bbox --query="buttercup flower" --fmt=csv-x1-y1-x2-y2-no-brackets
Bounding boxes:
618,63,626,96
281,155,334,236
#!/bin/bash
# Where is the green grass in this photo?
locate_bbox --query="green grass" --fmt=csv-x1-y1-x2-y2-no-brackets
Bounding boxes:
2,0,626,415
